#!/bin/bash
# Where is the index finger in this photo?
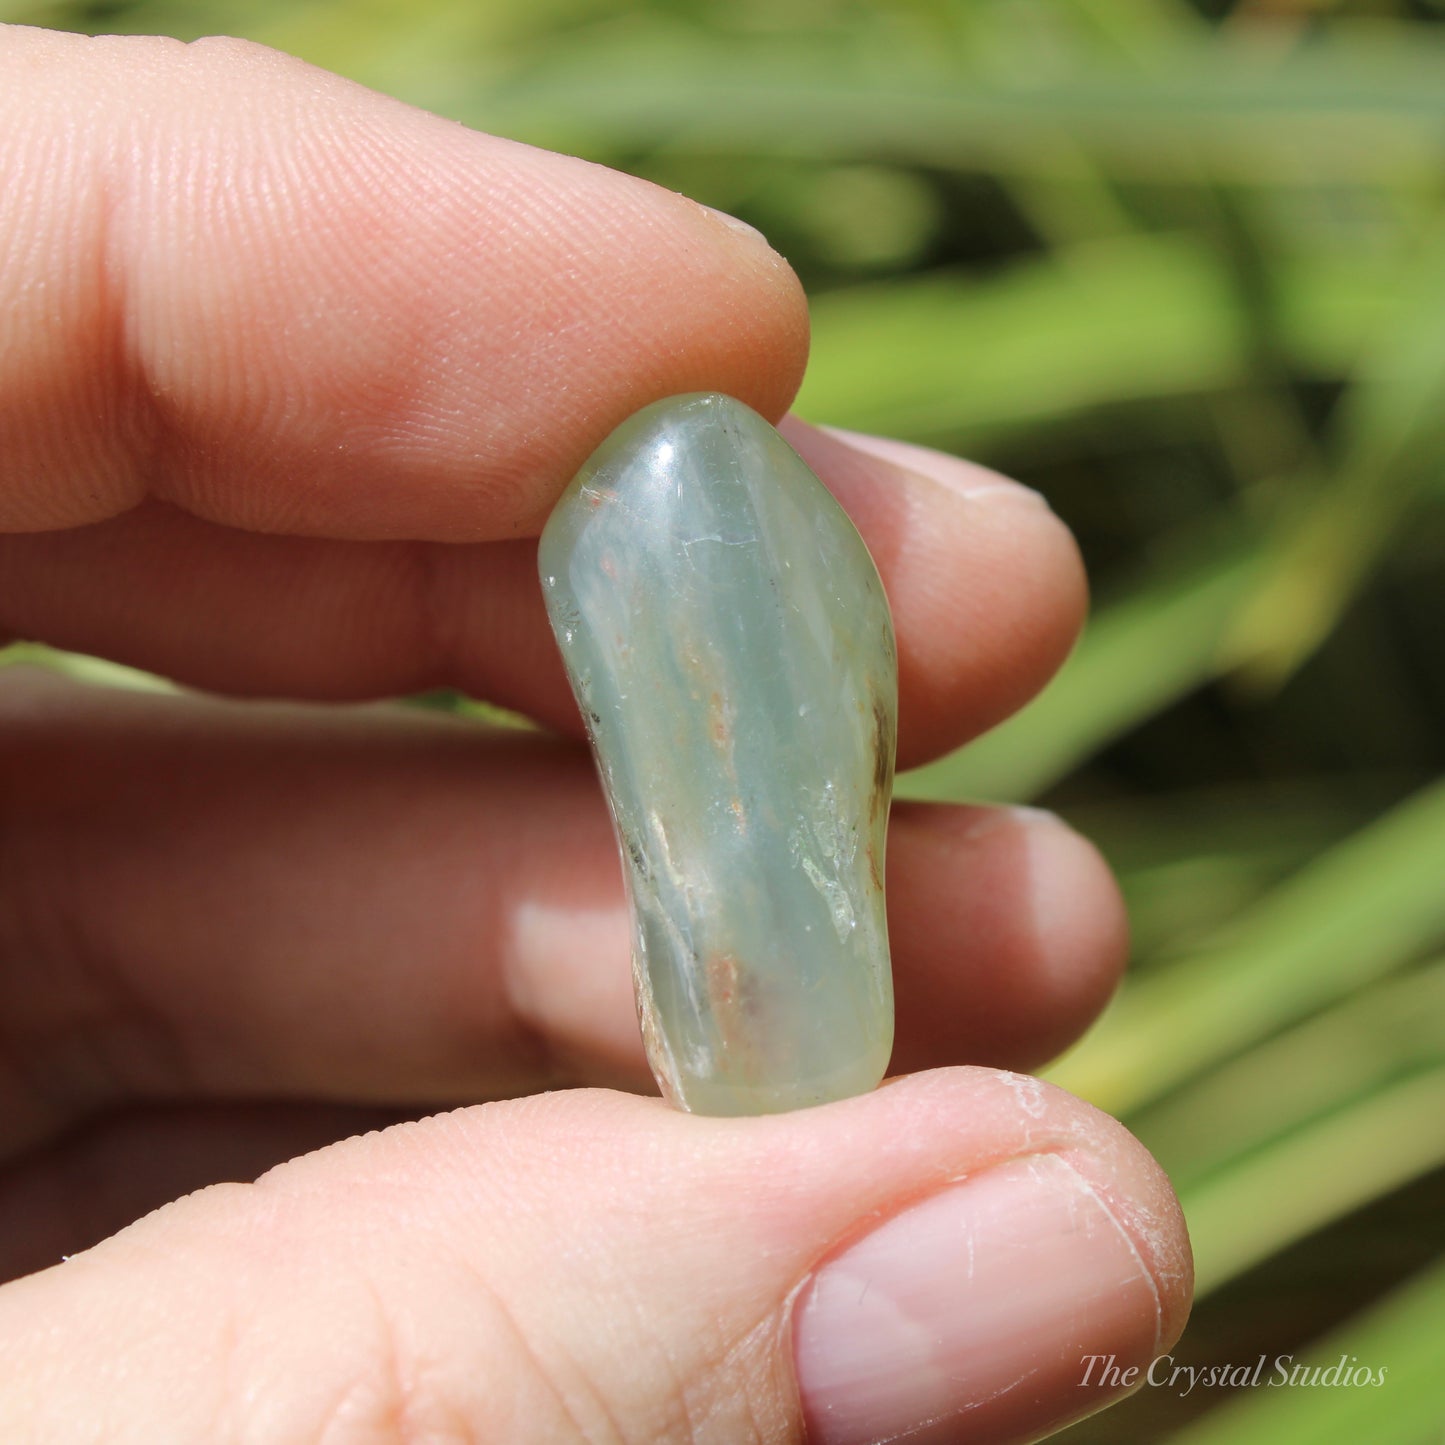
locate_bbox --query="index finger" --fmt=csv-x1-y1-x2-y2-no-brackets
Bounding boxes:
0,25,808,539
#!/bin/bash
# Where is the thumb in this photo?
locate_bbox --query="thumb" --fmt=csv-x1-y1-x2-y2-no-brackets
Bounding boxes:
0,1070,1191,1444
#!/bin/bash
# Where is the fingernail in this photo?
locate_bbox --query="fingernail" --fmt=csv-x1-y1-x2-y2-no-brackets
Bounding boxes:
954,802,1059,844
793,1154,1161,1445
817,425,1051,509
697,201,770,246
1012,808,1130,993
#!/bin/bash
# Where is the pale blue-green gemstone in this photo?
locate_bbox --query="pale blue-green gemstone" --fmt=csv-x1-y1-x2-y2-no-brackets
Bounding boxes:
539,393,896,1115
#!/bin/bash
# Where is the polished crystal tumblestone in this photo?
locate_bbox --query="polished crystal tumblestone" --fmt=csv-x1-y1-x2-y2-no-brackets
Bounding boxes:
539,393,897,1115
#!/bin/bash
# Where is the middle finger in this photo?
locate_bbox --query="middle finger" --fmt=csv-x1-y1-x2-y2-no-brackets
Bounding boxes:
0,674,1124,1159
0,422,1086,771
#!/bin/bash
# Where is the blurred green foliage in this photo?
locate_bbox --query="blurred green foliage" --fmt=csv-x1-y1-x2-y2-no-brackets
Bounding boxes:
4,0,1444,1438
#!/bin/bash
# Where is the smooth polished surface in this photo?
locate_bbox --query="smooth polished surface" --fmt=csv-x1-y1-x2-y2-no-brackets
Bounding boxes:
540,393,896,1115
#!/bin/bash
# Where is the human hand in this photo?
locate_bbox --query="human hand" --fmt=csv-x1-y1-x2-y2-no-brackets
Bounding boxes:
0,25,1191,1444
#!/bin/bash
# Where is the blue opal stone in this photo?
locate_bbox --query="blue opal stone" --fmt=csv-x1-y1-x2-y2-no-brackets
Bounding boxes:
540,394,896,1114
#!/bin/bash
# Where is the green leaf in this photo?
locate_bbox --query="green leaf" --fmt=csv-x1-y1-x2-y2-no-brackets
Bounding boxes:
898,535,1262,804
1223,237,1445,688
1048,774,1445,1114
1135,958,1445,1189
798,234,1247,442
1181,1067,1445,1296
797,233,1401,461
1166,1252,1445,1443
470,27,1445,184
0,642,177,694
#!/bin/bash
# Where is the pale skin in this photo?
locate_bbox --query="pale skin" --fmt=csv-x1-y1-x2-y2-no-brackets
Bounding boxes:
0,24,1193,1445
